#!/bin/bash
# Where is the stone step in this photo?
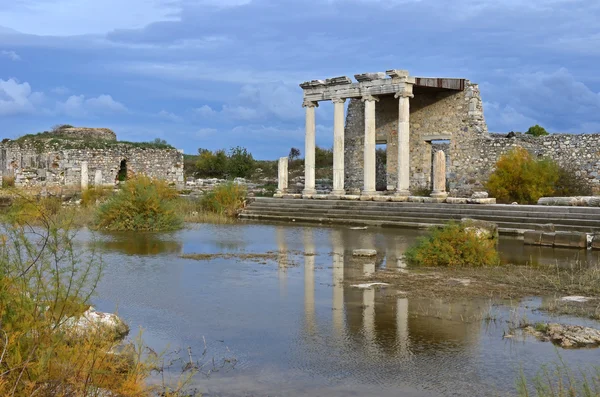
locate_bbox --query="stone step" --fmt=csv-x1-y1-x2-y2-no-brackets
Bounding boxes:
242,209,600,231
252,197,600,214
247,203,599,221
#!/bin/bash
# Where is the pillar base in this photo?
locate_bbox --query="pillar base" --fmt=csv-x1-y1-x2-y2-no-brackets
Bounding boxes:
361,190,379,196
430,191,448,199
302,189,316,196
330,190,346,196
395,189,410,197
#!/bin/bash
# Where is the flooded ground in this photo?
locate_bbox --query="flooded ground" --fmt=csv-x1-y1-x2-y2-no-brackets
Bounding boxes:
82,222,600,396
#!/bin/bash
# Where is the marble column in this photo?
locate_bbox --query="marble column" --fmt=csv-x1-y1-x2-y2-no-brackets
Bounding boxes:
277,157,288,195
395,88,413,196
331,97,346,195
94,170,102,186
80,161,88,190
362,95,379,195
431,150,448,199
303,100,318,196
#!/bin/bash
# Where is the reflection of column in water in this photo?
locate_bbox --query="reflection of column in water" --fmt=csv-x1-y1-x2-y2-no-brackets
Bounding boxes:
276,226,288,297
331,229,345,339
396,297,410,353
363,287,376,353
304,228,316,335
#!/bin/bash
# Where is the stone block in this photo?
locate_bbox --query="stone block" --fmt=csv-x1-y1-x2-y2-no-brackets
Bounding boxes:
408,196,426,203
359,195,374,201
468,198,497,204
373,196,392,202
524,231,542,245
422,197,447,203
301,194,315,199
461,218,498,239
352,249,377,257
446,197,468,204
471,191,489,199
273,193,284,198
282,194,302,199
389,196,408,202
326,195,342,200
592,234,600,250
540,232,556,246
314,194,329,200
569,232,588,248
341,195,361,201
553,232,573,248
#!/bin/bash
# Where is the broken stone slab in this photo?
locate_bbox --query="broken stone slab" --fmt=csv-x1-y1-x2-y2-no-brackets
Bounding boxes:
446,197,468,204
62,307,129,341
524,230,543,245
352,249,377,257
325,76,352,86
373,195,392,202
341,195,360,201
540,232,555,246
354,72,387,82
351,282,390,289
537,196,600,207
467,198,497,204
408,196,426,203
422,197,446,203
390,195,409,202
359,195,374,201
524,323,600,348
560,296,592,303
471,191,489,199
592,234,600,250
461,218,498,240
553,231,588,248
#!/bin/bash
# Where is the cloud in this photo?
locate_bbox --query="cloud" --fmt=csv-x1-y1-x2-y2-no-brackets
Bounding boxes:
0,78,43,115
56,94,127,117
157,110,183,122
51,86,71,95
1,49,20,60
194,105,217,118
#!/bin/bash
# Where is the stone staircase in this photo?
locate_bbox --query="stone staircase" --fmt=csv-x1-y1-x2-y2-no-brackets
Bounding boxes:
239,198,600,235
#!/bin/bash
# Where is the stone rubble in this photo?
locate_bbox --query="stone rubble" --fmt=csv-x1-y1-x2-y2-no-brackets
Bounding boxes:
524,323,600,348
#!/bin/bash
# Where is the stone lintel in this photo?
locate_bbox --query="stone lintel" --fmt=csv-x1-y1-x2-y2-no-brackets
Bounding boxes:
386,69,409,78
354,72,387,82
325,76,353,86
299,79,326,89
423,133,452,141
302,78,417,102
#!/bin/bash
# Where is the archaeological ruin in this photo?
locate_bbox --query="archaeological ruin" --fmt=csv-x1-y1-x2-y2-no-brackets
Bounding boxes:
275,69,600,200
0,127,184,188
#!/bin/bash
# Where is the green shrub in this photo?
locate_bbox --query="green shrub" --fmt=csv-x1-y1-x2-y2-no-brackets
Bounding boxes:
315,146,333,167
81,186,113,207
2,175,15,188
554,164,593,196
195,149,228,178
486,147,558,204
227,146,255,178
404,222,500,267
94,176,183,231
200,182,246,217
526,124,549,137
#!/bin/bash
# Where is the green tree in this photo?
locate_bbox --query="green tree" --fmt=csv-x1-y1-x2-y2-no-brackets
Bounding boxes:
195,149,228,178
227,146,255,178
153,137,168,145
486,147,558,204
289,147,301,160
526,124,549,137
315,146,333,167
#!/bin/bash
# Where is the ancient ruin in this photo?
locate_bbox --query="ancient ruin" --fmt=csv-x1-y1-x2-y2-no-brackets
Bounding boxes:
0,127,184,188
275,69,600,200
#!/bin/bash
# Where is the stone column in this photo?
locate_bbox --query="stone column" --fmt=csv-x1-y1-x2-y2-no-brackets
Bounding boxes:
303,100,318,196
362,95,379,195
80,161,88,190
395,87,413,196
94,170,102,186
331,97,346,196
276,157,288,195
431,150,448,199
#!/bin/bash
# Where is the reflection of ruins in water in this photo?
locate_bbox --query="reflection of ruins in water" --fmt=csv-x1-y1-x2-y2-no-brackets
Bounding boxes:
295,227,482,358
95,232,184,256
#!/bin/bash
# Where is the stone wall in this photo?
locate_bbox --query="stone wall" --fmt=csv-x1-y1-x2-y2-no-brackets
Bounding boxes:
56,127,117,141
0,142,184,188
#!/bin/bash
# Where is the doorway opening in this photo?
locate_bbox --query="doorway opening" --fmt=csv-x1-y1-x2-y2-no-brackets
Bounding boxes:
116,159,127,182
376,143,387,191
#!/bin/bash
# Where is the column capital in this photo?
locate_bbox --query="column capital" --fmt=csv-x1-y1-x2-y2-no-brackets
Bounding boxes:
302,99,319,108
361,95,379,103
331,97,346,104
394,91,414,99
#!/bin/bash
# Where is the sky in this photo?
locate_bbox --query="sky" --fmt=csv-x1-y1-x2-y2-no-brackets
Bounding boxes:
0,0,599,159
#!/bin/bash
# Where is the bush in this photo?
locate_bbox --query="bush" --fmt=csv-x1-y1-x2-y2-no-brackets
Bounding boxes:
554,164,593,197
227,146,255,178
200,182,247,217
2,175,15,188
94,176,183,231
486,147,558,204
315,146,333,168
196,149,228,178
81,186,113,207
526,124,549,137
404,222,500,267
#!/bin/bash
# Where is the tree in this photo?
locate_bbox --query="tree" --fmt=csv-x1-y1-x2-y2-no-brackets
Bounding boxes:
153,138,168,145
227,146,255,178
196,149,228,178
526,124,549,137
289,147,301,160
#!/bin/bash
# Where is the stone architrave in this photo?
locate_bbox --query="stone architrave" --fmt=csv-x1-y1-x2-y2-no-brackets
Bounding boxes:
431,150,448,198
277,157,288,194
395,86,413,196
331,97,346,195
303,100,318,195
81,161,89,190
94,169,102,186
362,95,379,195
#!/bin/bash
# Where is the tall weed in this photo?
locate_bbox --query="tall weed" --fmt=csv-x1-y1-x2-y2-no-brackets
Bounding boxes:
200,182,246,217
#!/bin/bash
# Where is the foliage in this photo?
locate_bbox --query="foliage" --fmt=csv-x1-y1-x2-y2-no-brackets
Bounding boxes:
315,146,333,168
526,124,549,137
153,138,168,145
2,175,15,188
486,147,558,204
13,131,175,150
81,186,113,207
200,182,247,217
195,149,228,178
94,175,183,231
404,222,500,267
227,146,255,178
289,147,301,160
554,164,593,197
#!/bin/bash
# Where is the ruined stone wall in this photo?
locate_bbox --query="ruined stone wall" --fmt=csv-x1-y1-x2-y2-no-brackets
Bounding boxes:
56,127,117,141
0,143,184,188
450,133,600,195
344,81,486,193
